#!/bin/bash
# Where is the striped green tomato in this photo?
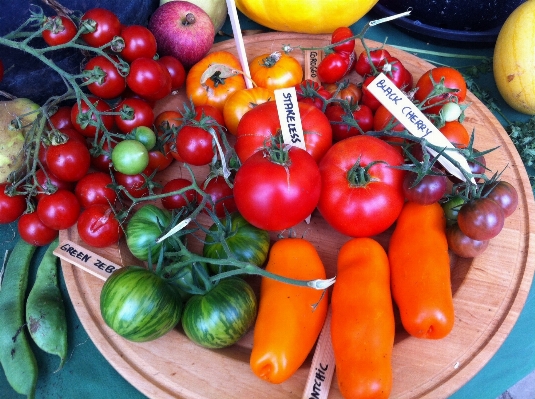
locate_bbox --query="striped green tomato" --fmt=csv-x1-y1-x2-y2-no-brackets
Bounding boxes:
100,266,183,342
203,212,270,274
181,277,257,348
126,204,172,261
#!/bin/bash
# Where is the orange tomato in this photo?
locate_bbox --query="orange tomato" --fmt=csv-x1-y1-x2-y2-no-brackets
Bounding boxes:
222,87,274,135
331,237,395,399
439,120,470,148
186,51,247,112
249,51,303,91
249,238,328,384
388,201,454,339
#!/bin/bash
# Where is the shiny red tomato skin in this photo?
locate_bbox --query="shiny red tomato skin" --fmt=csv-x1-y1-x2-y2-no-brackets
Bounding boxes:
331,27,355,54
80,8,121,48
235,101,332,164
414,66,467,114
36,189,81,230
48,106,74,130
0,183,26,224
46,139,91,182
325,103,373,142
317,135,406,237
84,55,126,99
18,212,59,246
233,146,321,231
35,168,75,201
119,24,157,63
161,178,196,210
77,204,124,248
71,97,115,138
42,15,77,46
157,56,186,91
147,149,173,172
114,97,154,133
113,169,150,199
197,176,237,218
317,52,350,84
75,172,117,208
355,49,391,76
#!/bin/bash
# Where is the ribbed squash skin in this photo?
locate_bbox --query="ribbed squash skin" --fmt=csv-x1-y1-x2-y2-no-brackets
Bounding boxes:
494,0,535,115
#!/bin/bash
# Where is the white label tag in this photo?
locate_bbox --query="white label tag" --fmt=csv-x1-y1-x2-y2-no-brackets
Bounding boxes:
54,240,121,281
274,87,306,150
367,73,474,182
302,307,335,399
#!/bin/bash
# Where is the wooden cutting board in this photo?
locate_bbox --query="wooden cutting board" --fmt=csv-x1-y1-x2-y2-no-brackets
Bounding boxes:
59,32,535,399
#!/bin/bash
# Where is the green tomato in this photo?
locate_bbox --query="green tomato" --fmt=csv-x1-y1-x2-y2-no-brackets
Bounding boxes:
442,195,466,227
126,204,172,261
112,139,149,175
203,212,270,274
181,277,257,348
100,266,183,342
131,126,156,151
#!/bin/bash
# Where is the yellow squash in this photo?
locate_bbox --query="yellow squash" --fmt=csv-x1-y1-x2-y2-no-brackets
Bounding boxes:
235,0,379,34
493,0,535,115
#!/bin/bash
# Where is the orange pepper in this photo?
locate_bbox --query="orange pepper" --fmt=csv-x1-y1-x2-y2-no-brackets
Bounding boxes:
388,201,454,339
331,237,395,399
249,238,328,384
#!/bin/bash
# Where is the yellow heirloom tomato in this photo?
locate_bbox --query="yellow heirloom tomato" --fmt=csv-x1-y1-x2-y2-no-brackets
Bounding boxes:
249,52,303,91
235,0,379,34
223,87,275,135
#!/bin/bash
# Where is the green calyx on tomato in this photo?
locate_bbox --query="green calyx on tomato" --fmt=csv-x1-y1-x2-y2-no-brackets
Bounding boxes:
203,212,270,274
346,158,386,187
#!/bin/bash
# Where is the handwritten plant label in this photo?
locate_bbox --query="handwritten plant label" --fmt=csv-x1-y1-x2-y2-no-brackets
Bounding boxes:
274,86,306,150
302,307,335,399
305,49,324,83
367,73,474,182
54,240,121,281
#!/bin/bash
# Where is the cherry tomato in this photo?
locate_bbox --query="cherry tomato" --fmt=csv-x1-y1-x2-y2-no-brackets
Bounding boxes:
48,106,74,130
147,148,174,172
378,56,412,89
114,169,151,199
439,121,470,148
71,97,115,138
111,139,149,175
198,176,237,218
37,189,81,230
323,82,361,105
176,125,216,166
91,140,116,172
442,195,466,227
46,139,91,182
331,26,355,54
325,103,373,142
35,168,75,201
119,24,157,63
414,66,467,114
0,183,26,224
141,64,173,102
114,97,154,134
361,75,382,111
157,55,186,91
354,48,391,76
483,180,518,218
18,212,58,246
80,8,121,48
457,197,505,241
294,80,331,110
42,15,77,46
126,57,168,97
161,178,196,210
317,52,350,84
77,204,124,248
75,172,117,208
402,170,447,205
446,224,489,258
84,55,126,99
373,104,405,133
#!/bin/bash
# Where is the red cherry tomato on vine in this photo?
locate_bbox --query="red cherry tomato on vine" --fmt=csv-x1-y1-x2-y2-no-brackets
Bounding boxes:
378,56,412,90
147,148,174,172
35,168,75,201
157,55,186,91
361,75,382,111
42,15,77,46
18,212,58,246
48,106,74,130
439,121,470,149
317,52,351,84
331,26,355,54
114,168,151,199
325,103,373,142
37,189,81,230
77,204,124,248
91,140,115,172
198,176,238,219
80,8,121,48
126,57,168,98
114,97,154,133
119,24,157,63
71,97,115,138
483,181,518,218
0,183,26,224
294,79,332,110
176,125,217,166
354,48,391,76
84,55,126,99
446,224,489,258
46,139,91,182
457,198,505,241
402,170,448,205
414,66,467,114
161,178,196,211
75,172,117,208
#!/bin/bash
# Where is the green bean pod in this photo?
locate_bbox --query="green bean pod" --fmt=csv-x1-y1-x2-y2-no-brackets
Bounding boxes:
0,238,38,398
26,238,67,370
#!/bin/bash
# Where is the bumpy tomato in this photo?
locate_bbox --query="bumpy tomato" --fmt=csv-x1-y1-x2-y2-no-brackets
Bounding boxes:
223,87,274,135
233,145,321,231
186,51,247,112
317,135,406,237
249,52,303,91
235,101,332,164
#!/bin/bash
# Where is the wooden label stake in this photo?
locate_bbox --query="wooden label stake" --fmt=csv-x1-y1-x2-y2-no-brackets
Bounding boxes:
304,49,324,83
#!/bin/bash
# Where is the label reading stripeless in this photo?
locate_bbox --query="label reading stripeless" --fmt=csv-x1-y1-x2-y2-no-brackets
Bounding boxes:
274,86,306,150
367,73,474,182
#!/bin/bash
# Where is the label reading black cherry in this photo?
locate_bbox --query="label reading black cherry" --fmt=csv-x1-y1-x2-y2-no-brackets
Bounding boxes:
54,240,121,281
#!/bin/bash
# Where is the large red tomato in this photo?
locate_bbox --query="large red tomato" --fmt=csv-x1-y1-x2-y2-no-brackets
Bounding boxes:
317,135,406,237
233,145,321,231
235,101,332,164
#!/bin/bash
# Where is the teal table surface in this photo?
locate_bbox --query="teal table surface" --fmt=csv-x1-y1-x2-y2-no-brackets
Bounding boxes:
1,7,534,399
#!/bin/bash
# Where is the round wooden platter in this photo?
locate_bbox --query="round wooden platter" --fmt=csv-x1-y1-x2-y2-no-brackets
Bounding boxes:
60,33,535,399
